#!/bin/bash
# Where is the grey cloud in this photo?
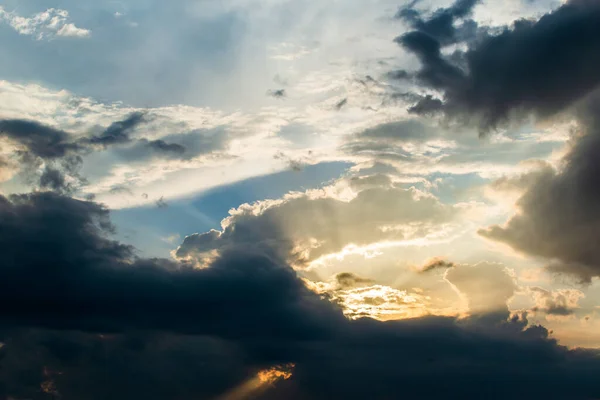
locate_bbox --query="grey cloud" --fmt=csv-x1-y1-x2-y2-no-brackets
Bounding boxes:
39,167,68,193
335,98,348,110
407,94,444,115
144,139,186,155
155,196,168,208
0,115,229,194
0,190,599,399
0,119,83,158
0,119,87,193
397,0,600,130
397,0,480,45
335,272,375,289
419,257,455,273
273,151,307,172
530,287,583,316
480,97,600,282
0,192,340,339
268,89,286,99
85,112,146,148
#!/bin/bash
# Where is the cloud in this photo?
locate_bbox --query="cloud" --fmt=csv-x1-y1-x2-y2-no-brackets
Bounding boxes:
85,112,147,148
155,196,169,209
0,119,87,194
144,139,186,155
334,98,348,110
0,191,340,338
0,190,598,399
0,113,229,195
0,114,145,194
480,95,600,282
407,94,444,115
419,257,456,273
397,0,480,45
0,119,82,159
446,262,517,313
530,287,584,316
397,0,600,130
334,272,375,289
267,89,286,99
176,179,457,266
0,7,90,40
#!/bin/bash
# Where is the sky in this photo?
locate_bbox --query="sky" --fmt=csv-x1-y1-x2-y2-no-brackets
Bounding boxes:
2,0,600,399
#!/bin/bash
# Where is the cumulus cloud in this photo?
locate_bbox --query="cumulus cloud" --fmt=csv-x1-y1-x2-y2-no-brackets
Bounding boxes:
0,7,90,40
176,180,457,266
397,0,600,130
480,96,600,282
530,287,584,316
446,262,517,313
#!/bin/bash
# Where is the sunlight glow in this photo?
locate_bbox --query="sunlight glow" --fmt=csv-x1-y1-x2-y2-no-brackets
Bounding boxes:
213,364,295,400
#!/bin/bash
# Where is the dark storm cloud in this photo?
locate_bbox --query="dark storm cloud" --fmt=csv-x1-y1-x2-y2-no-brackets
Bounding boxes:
0,191,340,339
396,0,600,130
0,192,599,399
480,96,600,283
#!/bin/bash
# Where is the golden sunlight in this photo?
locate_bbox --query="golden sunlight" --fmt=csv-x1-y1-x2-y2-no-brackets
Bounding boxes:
213,364,295,400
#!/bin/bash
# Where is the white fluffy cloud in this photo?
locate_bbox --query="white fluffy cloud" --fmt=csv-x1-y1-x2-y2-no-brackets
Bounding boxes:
0,7,90,40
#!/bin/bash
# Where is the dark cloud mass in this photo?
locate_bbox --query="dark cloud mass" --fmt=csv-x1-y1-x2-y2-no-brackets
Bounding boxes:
0,192,599,398
480,96,600,282
397,0,600,129
392,0,600,283
0,192,337,337
0,120,82,159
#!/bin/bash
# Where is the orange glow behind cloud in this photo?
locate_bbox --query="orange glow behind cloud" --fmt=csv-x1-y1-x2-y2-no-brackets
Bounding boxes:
257,364,294,385
213,364,295,400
